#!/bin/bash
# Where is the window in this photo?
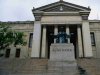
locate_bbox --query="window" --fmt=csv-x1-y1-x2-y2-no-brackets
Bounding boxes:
90,32,95,46
5,49,11,58
15,48,20,58
29,33,33,48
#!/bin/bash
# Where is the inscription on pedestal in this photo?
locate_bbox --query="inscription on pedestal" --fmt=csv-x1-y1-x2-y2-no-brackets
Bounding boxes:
52,48,72,52
50,43,75,61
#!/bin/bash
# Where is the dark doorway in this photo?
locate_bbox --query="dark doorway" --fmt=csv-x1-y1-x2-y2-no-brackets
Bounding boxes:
15,49,20,58
5,49,10,58
69,25,77,58
47,26,54,58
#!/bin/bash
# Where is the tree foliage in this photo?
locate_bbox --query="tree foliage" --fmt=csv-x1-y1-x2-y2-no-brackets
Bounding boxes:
0,23,26,50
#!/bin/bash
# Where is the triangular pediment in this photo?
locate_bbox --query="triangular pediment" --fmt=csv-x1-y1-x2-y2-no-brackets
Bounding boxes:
33,1,91,12
43,5,80,12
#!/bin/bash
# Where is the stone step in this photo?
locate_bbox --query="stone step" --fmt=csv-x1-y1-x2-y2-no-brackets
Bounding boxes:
48,66,78,71
10,72,80,75
77,58,99,75
0,58,99,75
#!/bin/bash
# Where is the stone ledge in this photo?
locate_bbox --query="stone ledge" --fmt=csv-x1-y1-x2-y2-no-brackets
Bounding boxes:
0,21,34,24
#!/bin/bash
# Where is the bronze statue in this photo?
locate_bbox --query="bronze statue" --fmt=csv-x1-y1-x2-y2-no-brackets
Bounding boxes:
54,31,70,43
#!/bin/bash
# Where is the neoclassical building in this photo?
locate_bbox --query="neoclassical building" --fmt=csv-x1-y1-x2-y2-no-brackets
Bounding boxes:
1,0,100,58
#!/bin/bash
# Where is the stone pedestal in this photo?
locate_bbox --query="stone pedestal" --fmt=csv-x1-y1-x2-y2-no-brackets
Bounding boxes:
48,43,78,74
50,43,75,61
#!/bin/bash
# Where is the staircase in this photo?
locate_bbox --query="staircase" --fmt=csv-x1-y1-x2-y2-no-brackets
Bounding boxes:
0,59,48,75
0,58,99,75
77,58,100,75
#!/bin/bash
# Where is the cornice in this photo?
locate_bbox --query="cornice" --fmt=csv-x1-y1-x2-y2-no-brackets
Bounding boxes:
79,11,90,20
0,21,34,24
89,20,100,23
43,12,80,16
33,10,43,21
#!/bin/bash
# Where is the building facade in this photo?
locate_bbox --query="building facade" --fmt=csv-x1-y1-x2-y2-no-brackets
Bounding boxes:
1,1,100,58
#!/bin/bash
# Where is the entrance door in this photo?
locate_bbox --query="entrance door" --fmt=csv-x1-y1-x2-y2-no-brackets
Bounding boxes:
15,49,20,58
5,49,10,58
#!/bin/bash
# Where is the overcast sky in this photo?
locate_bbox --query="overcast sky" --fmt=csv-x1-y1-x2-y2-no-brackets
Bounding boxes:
0,0,100,21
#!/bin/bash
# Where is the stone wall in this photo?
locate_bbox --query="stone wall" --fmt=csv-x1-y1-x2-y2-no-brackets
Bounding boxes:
89,20,100,58
2,22,34,58
1,20,100,58
41,16,82,24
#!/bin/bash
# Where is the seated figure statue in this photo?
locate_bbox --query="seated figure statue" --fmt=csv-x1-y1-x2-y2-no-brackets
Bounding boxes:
54,31,70,43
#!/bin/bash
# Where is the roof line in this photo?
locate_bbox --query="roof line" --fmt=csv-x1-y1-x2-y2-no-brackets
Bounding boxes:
33,1,90,11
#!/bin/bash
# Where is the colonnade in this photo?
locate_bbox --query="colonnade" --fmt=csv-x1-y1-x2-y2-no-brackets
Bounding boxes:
31,21,92,58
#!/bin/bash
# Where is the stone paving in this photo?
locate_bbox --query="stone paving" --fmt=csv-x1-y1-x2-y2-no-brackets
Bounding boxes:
0,58,99,75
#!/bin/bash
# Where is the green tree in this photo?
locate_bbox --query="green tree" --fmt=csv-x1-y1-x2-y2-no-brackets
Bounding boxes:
0,22,26,56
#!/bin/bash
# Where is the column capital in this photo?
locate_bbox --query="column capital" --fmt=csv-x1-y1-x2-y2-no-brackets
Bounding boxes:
79,11,90,20
33,11,43,21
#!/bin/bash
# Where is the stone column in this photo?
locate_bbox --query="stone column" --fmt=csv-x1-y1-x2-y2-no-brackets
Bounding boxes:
66,26,70,43
77,26,83,57
82,21,93,57
41,26,47,58
31,21,41,58
54,26,58,43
